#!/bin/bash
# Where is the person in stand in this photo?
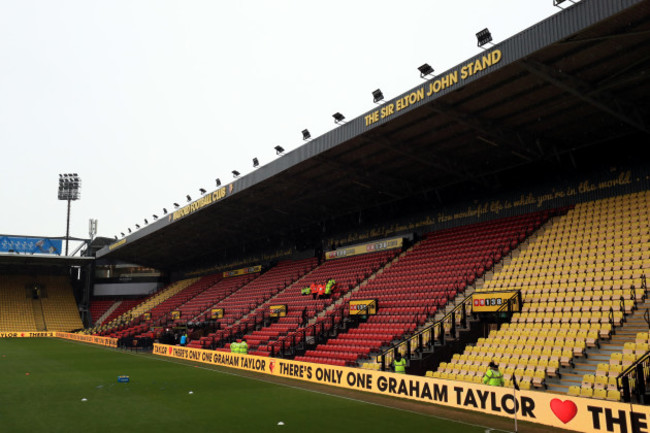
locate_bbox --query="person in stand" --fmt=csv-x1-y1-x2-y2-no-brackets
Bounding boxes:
317,283,326,299
393,353,407,374
240,339,248,355
301,286,311,296
483,361,504,386
311,283,318,300
180,333,187,346
230,340,239,353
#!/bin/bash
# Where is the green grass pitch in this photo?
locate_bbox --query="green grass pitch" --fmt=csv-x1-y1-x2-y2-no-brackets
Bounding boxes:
0,339,510,433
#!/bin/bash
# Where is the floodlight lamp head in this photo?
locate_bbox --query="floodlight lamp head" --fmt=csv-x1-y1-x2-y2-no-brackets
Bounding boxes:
186,195,192,202
302,129,311,140
153,214,158,220
372,89,384,103
173,203,180,208
252,157,259,168
144,218,148,224
216,178,221,187
135,224,140,229
333,112,345,123
476,28,493,47
232,170,240,178
163,208,168,214
199,188,206,195
418,63,434,78
274,145,285,155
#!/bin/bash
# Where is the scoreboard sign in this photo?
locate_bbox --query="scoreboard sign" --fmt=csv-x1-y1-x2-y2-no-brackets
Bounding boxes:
269,305,287,318
472,292,519,313
171,310,181,320
211,308,224,319
349,299,378,316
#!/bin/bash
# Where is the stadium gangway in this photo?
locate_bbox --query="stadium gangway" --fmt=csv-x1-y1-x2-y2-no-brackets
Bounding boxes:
377,290,522,371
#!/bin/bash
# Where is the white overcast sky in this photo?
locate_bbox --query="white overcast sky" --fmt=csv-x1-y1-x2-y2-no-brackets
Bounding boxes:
0,1,563,246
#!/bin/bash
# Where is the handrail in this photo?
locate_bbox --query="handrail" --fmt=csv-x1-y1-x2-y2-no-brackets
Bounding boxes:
378,289,521,370
377,292,474,370
617,348,650,404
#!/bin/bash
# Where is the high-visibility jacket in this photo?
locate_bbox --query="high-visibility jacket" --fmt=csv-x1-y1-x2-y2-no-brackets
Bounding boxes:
240,341,248,354
231,342,239,353
301,287,311,295
394,358,407,373
325,280,335,294
310,283,317,294
482,368,504,386
318,284,325,296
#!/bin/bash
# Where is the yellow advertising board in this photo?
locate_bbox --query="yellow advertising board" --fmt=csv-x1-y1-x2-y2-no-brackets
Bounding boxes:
211,308,224,319
349,299,378,315
326,237,403,260
153,343,650,433
223,265,262,278
269,305,287,318
0,331,56,338
143,312,152,321
56,332,118,348
472,291,520,313
171,311,181,320
0,331,117,348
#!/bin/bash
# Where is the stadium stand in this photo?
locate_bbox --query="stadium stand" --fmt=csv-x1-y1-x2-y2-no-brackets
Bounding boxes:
0,275,83,332
0,275,38,332
90,277,199,335
296,211,548,366
39,276,84,331
238,250,399,357
433,191,649,397
189,257,318,349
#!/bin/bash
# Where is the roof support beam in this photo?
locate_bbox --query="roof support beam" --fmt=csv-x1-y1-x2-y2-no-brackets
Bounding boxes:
520,59,648,134
425,102,542,161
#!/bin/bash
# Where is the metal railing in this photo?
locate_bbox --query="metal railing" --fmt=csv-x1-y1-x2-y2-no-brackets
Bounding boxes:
618,349,650,404
378,293,475,371
377,289,521,370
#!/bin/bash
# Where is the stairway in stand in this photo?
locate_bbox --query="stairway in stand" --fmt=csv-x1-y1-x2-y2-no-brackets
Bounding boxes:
32,298,46,331
548,297,650,395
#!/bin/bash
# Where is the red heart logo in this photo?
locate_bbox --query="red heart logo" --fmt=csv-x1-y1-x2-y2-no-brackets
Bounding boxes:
550,399,577,424
168,347,173,355
21,333,25,337
269,361,275,373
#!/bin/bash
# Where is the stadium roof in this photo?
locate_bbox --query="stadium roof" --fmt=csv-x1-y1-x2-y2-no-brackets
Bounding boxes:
98,0,650,271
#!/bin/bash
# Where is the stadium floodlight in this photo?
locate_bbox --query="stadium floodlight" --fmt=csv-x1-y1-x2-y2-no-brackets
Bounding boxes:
114,235,118,240
215,178,221,187
163,208,168,214
120,232,125,237
144,218,148,224
333,112,345,124
274,145,285,155
232,170,240,178
199,188,206,195
302,129,311,140
186,195,192,202
553,0,575,6
372,89,384,103
173,203,180,209
476,28,493,47
135,224,141,229
128,228,132,233
153,214,158,220
418,63,434,79
252,158,259,168
57,173,81,255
